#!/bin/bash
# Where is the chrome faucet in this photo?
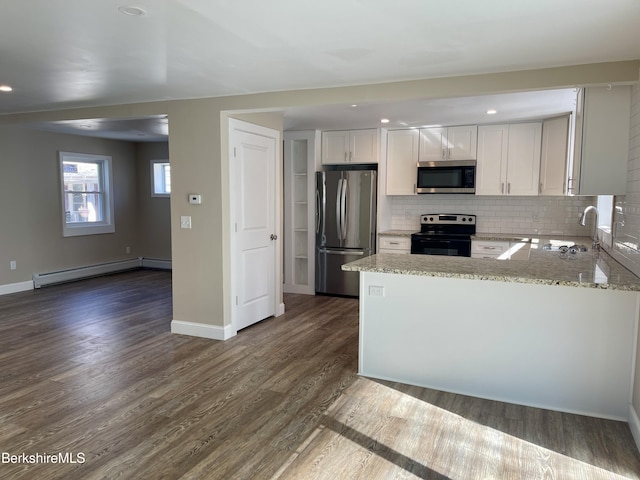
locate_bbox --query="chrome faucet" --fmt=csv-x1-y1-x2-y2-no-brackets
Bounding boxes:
579,205,600,250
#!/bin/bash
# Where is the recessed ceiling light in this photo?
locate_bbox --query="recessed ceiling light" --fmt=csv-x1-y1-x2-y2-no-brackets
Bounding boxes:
486,109,497,115
0,85,13,93
118,5,146,16
380,118,390,124
351,104,358,108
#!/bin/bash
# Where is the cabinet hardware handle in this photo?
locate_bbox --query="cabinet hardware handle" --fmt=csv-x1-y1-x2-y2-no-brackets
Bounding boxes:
442,148,446,159
345,152,348,162
349,151,353,162
389,242,399,245
482,246,497,250
508,183,511,194
501,182,505,194
539,183,543,194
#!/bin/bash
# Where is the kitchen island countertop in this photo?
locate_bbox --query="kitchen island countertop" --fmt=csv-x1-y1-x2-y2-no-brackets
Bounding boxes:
344,235,640,291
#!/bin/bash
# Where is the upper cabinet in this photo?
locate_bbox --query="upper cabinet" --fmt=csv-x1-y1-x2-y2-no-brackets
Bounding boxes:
476,122,542,196
418,125,477,161
539,116,570,196
569,86,631,196
386,129,420,195
321,129,379,165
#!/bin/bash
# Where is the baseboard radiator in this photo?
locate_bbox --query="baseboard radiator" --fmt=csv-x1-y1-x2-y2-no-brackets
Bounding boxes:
33,258,143,288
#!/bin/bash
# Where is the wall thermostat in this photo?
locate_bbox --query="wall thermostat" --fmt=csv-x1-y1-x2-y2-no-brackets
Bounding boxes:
188,194,202,205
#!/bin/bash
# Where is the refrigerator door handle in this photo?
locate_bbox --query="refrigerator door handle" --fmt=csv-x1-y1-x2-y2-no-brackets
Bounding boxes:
315,189,321,234
340,177,347,240
335,178,344,240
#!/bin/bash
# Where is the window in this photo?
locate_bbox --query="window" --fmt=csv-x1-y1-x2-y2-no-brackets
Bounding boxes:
59,152,114,237
151,160,171,196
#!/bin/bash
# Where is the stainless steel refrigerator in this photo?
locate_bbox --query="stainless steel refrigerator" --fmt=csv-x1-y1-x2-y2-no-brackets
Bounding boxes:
316,169,377,296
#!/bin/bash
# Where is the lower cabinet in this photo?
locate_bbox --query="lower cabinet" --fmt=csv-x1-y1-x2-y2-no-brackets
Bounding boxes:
378,235,411,254
471,239,531,260
471,240,511,259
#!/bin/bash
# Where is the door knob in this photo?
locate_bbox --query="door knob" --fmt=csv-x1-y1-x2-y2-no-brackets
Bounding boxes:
270,234,278,240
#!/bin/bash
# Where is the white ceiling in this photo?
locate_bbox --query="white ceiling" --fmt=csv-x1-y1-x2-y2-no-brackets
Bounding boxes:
1,0,638,139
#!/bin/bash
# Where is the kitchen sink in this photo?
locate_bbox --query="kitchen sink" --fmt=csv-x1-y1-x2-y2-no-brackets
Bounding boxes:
541,243,588,253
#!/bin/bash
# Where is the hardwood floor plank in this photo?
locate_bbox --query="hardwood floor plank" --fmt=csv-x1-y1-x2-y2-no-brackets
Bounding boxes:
0,270,639,479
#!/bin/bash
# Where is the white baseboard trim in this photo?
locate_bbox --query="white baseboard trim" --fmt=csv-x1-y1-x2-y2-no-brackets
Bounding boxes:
171,319,236,341
276,302,285,316
629,404,640,454
0,280,34,295
141,258,172,270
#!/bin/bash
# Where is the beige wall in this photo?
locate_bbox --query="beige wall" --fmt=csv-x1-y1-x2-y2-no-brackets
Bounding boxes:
0,126,139,285
136,142,171,259
0,126,172,287
1,61,639,332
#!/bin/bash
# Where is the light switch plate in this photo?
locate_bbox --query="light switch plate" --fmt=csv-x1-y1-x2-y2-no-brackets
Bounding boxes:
180,216,192,229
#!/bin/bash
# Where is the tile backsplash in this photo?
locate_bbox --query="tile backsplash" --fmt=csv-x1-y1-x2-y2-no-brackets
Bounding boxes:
388,195,596,236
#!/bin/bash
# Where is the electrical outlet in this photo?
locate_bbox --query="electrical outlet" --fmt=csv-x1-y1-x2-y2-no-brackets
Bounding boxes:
369,285,384,296
10,261,16,270
126,246,131,254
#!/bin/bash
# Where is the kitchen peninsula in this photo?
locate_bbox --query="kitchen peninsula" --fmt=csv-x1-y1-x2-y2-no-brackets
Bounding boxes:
343,239,640,420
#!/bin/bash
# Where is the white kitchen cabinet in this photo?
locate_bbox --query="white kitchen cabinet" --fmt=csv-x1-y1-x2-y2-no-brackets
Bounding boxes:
471,240,510,259
568,86,631,196
476,122,542,196
539,115,570,196
418,125,477,161
386,129,419,195
378,235,411,254
283,130,319,294
321,129,379,165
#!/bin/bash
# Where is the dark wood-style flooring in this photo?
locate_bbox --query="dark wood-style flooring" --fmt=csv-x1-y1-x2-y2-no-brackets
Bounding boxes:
1,270,639,479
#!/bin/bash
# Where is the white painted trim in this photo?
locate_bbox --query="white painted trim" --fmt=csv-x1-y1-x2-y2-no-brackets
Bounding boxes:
0,280,34,295
276,302,285,317
171,319,236,341
629,405,640,454
141,258,172,270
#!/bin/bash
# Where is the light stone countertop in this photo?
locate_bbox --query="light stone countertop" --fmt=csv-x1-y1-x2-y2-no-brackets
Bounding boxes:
344,235,640,291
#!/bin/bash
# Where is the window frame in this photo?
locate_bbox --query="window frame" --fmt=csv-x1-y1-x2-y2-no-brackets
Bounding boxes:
150,159,171,197
59,151,115,237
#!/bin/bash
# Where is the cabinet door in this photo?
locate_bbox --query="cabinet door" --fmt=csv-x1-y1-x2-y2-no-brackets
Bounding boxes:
418,127,446,161
350,129,379,164
506,122,542,196
540,116,569,196
322,130,350,164
447,125,478,160
576,86,631,195
476,125,509,195
386,129,419,195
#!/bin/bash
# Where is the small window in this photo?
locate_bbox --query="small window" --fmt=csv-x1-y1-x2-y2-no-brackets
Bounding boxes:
151,160,171,196
59,152,114,237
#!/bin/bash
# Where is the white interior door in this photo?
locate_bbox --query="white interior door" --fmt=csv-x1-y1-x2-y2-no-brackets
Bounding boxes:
230,119,278,331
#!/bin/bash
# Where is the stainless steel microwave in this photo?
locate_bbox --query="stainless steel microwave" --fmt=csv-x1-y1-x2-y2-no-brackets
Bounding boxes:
416,160,476,194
